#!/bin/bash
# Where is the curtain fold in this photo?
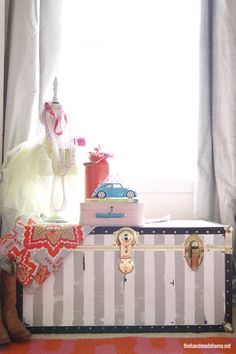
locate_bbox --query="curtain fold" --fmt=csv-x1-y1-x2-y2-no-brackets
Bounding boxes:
39,0,63,120
1,0,63,234
3,0,63,159
3,0,39,157
194,0,236,301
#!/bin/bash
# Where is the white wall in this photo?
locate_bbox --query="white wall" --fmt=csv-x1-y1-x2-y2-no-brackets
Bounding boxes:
124,177,194,220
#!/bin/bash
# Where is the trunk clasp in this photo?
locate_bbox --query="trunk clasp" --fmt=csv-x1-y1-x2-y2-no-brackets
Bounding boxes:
184,234,204,271
114,227,138,274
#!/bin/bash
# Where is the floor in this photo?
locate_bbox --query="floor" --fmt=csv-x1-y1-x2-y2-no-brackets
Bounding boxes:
32,304,236,339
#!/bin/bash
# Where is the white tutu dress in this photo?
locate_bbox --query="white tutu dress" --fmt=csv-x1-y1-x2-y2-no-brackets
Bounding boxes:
0,101,85,234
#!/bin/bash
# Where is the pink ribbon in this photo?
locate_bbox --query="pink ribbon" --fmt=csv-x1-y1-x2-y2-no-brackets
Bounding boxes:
43,102,68,136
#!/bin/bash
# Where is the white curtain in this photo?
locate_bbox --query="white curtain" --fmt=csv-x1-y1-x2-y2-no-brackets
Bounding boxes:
194,0,236,302
3,0,63,159
0,0,5,162
1,0,63,233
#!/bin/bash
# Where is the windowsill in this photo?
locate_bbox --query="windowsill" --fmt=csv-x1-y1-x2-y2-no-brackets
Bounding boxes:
123,177,194,194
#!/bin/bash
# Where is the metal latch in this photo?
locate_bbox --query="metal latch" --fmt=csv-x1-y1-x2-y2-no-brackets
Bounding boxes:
184,234,204,271
114,227,139,274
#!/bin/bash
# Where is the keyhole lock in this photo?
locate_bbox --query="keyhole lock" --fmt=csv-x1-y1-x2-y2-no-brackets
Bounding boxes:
114,227,139,274
184,234,204,271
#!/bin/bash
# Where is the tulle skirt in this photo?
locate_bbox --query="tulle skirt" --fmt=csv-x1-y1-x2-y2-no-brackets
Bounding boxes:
0,139,83,234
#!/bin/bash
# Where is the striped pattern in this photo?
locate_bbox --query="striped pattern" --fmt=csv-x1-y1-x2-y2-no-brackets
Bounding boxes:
23,233,226,327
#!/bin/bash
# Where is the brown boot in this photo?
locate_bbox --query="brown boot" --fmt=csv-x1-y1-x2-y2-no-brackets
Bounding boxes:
1,270,31,342
0,275,10,345
0,302,10,345
0,314,10,345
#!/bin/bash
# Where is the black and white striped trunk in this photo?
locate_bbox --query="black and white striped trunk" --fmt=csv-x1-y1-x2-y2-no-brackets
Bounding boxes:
21,221,233,333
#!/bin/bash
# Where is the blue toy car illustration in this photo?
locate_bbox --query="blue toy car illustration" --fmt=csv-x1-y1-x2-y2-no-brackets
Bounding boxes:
92,182,137,199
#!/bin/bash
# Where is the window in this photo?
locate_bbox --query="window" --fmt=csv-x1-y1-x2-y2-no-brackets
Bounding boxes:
57,0,200,181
